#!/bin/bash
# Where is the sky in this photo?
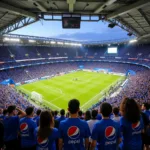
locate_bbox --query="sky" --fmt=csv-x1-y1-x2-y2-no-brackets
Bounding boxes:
12,20,133,41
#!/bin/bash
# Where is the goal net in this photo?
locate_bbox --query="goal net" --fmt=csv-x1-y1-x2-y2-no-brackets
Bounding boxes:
31,91,43,103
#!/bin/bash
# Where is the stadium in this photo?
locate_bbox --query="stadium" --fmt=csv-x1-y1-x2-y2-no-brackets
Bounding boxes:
0,0,150,150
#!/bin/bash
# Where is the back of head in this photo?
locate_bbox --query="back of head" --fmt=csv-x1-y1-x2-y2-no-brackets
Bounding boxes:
120,98,140,123
38,110,53,139
68,99,80,114
85,110,91,121
113,107,119,116
91,110,98,119
100,102,112,117
78,110,83,117
7,105,16,114
3,109,8,116
25,107,34,116
60,109,65,116
36,109,42,116
142,103,149,110
54,110,58,116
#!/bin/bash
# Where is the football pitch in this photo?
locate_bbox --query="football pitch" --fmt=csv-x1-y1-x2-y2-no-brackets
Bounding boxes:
16,71,124,111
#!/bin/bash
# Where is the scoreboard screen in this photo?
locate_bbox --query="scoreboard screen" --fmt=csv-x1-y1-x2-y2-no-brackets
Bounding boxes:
62,17,81,29
107,47,118,54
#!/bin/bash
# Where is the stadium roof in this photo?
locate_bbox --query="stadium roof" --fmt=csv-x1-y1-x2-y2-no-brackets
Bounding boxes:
0,0,150,42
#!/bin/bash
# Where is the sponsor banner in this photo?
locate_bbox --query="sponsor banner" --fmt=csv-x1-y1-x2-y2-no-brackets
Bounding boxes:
25,78,38,84
15,82,21,86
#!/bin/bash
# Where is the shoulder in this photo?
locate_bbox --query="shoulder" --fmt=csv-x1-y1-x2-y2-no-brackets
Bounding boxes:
52,128,58,133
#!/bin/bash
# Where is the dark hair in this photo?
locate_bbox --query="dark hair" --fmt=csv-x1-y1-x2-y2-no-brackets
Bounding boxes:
100,102,112,117
60,109,65,116
78,110,83,117
120,98,140,123
54,110,58,116
36,109,41,116
51,111,54,117
85,110,91,121
3,109,8,115
143,103,149,110
91,110,98,119
7,105,16,114
113,107,119,115
38,111,53,140
25,107,34,116
68,99,80,114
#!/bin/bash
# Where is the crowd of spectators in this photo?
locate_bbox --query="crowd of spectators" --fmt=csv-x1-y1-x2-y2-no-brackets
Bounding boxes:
0,98,150,150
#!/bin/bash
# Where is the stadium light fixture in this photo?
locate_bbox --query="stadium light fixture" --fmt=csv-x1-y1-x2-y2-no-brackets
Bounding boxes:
64,42,70,45
3,37,20,42
29,39,36,43
50,41,56,44
129,39,137,43
57,42,64,45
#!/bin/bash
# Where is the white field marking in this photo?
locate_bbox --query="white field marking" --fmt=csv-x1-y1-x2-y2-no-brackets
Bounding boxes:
42,98,61,110
80,76,123,109
32,85,63,94
50,94,66,102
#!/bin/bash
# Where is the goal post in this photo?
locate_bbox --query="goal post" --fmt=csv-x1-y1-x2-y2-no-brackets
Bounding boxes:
31,91,43,103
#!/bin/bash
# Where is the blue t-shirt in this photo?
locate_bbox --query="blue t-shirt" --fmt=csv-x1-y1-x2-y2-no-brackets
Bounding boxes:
143,110,150,136
59,118,90,150
120,116,144,150
56,116,66,123
34,127,59,150
96,114,102,120
3,116,19,141
33,116,40,126
20,117,37,148
0,115,6,122
91,119,121,150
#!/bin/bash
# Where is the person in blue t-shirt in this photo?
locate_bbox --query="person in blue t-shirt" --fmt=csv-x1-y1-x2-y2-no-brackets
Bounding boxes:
34,110,59,150
3,105,26,150
141,103,150,150
56,109,66,123
91,102,121,150
20,107,37,150
59,99,91,150
0,109,7,122
33,109,41,127
0,121,4,149
119,98,144,150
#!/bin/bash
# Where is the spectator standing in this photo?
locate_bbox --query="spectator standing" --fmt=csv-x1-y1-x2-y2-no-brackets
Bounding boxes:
34,110,59,150
56,109,66,123
85,110,91,121
119,98,144,150
112,107,121,123
33,109,41,127
91,103,121,150
20,107,37,150
59,99,90,150
141,103,150,150
3,105,26,150
0,121,4,150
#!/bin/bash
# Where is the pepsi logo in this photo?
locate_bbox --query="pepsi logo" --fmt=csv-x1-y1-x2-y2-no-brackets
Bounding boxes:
20,123,28,133
67,126,80,139
37,137,49,148
132,121,140,131
105,126,116,140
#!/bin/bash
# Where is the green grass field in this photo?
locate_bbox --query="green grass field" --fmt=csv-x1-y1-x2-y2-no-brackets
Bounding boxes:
16,71,123,111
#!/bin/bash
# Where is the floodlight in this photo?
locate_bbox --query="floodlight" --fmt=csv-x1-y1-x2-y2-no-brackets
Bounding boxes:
29,39,36,43
129,39,137,43
57,42,64,45
50,41,56,44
